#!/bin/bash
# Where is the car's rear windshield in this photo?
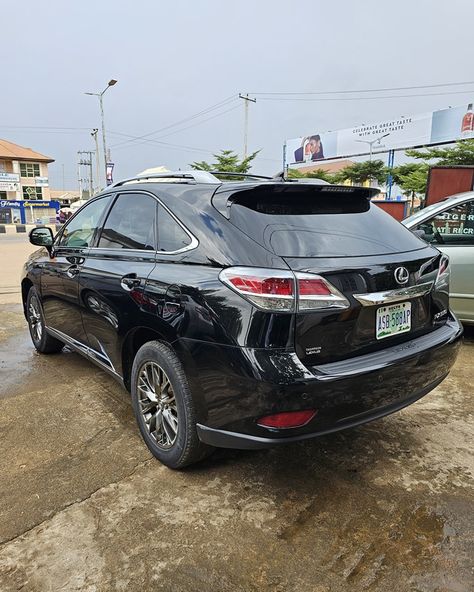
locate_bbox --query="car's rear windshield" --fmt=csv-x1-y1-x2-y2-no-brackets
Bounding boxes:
228,189,424,257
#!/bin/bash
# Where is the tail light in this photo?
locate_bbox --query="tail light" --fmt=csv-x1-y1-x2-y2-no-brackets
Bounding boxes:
435,254,450,291
296,272,350,310
219,267,349,312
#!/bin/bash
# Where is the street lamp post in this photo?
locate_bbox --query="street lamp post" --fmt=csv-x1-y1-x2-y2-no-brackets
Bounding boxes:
355,132,390,161
85,79,117,188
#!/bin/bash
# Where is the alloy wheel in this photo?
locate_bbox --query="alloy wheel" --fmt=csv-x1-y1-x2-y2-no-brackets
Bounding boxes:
28,295,43,343
137,362,178,449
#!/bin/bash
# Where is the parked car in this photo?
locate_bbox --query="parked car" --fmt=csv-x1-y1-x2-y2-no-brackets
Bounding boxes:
22,171,462,469
403,191,474,325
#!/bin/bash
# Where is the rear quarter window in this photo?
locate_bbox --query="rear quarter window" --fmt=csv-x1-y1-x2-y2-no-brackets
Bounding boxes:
229,190,424,257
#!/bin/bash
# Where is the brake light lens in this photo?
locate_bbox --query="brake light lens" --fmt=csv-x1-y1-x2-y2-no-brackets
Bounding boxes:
220,267,295,311
258,409,317,429
435,254,450,291
296,272,350,311
219,267,350,312
228,275,293,296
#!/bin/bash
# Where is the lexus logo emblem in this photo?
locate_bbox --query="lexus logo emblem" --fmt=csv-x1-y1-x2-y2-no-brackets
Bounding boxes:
394,267,409,285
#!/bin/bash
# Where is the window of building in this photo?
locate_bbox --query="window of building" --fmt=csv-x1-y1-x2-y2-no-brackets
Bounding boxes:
20,162,40,177
0,161,8,172
59,196,110,248
416,200,474,246
98,193,156,250
157,204,193,252
22,186,43,200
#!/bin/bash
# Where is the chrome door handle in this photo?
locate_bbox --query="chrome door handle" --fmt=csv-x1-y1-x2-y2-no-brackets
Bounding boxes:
121,274,141,292
66,264,80,278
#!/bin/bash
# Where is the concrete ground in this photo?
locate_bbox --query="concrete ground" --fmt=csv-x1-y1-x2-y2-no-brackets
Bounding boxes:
0,234,473,592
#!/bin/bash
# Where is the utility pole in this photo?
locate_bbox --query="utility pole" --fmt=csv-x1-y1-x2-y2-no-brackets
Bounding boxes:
85,79,117,187
91,129,101,193
78,151,94,198
239,93,256,159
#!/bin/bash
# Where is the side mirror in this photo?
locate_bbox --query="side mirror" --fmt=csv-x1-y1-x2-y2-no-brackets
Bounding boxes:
29,226,54,247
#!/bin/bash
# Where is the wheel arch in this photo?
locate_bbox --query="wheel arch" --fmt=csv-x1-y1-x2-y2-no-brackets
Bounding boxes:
21,278,34,317
121,326,206,421
121,326,171,392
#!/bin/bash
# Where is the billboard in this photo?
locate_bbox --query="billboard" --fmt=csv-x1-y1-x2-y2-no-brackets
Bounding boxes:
285,103,474,167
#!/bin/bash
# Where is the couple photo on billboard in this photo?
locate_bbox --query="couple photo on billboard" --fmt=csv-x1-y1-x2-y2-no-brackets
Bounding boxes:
293,135,325,163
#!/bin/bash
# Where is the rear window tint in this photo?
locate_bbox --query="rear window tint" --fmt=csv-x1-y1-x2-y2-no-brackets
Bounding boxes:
229,191,424,257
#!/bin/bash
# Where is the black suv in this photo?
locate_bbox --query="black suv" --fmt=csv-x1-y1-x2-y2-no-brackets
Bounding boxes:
22,171,462,468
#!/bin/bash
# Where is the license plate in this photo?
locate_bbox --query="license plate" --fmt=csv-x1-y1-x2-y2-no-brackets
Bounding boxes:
376,302,412,340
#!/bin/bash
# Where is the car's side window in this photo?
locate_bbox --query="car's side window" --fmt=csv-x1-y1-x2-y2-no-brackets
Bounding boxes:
157,204,193,252
98,193,157,250
417,200,474,246
58,197,110,248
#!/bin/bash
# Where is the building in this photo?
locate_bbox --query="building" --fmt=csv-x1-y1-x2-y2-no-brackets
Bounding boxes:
49,189,81,207
295,158,356,176
0,138,59,224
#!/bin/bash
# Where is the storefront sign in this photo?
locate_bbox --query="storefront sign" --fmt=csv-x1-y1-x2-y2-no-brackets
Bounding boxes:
35,177,49,186
23,200,59,208
0,200,60,223
0,181,20,191
0,172,20,182
0,200,22,208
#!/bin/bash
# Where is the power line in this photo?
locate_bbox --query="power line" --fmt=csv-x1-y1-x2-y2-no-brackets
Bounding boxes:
110,95,238,148
258,89,474,102
109,103,241,150
0,125,92,130
154,104,241,140
107,131,214,155
252,80,474,96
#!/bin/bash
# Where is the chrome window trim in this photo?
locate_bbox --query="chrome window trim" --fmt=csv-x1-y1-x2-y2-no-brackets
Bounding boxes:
353,281,434,306
90,189,199,255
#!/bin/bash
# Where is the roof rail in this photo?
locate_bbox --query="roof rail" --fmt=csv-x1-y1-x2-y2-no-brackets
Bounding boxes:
208,171,273,180
111,170,222,187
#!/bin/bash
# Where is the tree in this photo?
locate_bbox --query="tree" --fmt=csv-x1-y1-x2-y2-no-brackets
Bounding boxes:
391,163,429,195
405,138,474,166
191,149,259,179
287,168,336,183
391,163,430,213
335,160,387,185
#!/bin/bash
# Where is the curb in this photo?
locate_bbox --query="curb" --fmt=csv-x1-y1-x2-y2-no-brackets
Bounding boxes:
0,224,61,235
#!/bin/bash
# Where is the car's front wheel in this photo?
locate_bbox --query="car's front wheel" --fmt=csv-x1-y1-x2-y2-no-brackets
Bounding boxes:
26,287,64,354
131,341,212,469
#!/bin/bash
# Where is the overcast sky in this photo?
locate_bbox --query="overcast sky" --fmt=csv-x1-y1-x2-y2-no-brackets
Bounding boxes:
3,0,474,188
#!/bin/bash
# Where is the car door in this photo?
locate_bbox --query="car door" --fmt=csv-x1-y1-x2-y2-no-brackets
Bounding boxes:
40,195,112,348
78,191,158,375
414,198,474,323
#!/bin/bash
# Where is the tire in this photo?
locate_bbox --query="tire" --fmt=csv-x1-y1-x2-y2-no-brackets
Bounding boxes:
26,287,64,354
131,340,212,469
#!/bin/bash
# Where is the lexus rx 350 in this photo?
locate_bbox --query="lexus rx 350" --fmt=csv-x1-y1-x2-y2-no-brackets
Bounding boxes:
22,172,462,468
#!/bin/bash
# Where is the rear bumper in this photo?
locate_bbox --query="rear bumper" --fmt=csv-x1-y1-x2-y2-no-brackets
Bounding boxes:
197,375,446,449
179,317,463,450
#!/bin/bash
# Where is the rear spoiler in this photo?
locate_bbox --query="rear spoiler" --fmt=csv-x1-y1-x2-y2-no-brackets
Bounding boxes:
211,182,379,218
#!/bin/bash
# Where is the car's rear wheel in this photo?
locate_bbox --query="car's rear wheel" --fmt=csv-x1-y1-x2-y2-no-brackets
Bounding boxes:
131,341,212,469
26,287,63,354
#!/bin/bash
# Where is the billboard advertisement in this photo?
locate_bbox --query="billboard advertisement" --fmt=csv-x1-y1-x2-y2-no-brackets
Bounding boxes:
285,103,474,167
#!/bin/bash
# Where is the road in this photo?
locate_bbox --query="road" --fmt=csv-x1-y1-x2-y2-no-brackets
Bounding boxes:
0,235,473,591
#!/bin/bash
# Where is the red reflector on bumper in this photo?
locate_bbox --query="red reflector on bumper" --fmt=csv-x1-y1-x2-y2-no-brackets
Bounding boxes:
257,409,317,429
